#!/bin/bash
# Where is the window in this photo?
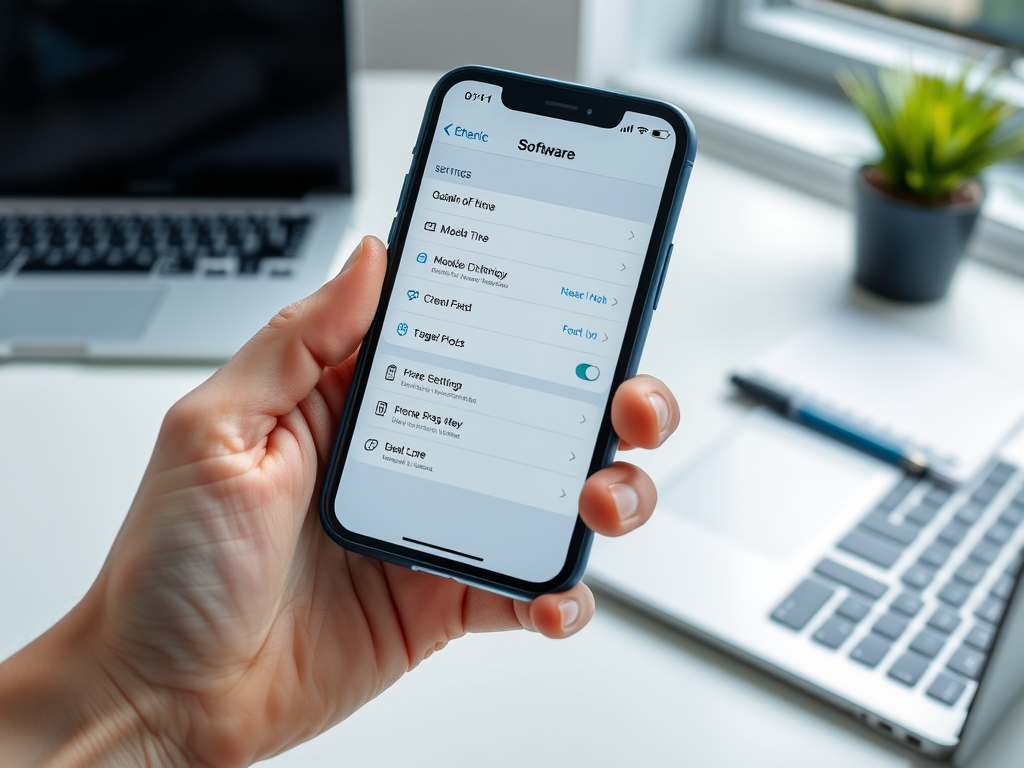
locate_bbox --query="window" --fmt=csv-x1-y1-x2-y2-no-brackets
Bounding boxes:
721,0,1024,97
607,0,1024,271
818,0,1024,50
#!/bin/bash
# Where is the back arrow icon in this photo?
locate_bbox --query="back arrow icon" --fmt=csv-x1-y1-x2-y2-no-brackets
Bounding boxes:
444,123,453,135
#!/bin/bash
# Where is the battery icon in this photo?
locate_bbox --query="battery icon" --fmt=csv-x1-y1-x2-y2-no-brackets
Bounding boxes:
650,129,671,139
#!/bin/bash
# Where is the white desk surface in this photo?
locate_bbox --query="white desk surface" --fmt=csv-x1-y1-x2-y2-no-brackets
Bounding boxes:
2,71,1023,768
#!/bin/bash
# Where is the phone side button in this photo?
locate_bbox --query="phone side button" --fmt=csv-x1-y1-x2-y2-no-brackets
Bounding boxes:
387,216,398,245
653,244,674,311
397,173,410,212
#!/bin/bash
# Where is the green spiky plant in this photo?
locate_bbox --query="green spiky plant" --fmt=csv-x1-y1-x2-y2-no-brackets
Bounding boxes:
837,63,1024,204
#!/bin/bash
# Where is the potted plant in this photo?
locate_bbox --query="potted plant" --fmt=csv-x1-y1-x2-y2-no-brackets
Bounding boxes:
838,63,1024,302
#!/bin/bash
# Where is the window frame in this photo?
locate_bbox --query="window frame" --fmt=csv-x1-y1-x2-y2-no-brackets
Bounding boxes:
719,0,1023,103
593,0,1024,274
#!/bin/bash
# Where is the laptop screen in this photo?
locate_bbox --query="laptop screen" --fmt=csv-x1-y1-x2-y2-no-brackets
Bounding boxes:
0,0,351,198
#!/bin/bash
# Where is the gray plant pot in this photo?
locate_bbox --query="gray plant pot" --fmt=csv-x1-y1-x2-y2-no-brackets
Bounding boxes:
854,166,983,302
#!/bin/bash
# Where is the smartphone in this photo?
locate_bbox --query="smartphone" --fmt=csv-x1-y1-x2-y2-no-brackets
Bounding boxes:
320,67,696,600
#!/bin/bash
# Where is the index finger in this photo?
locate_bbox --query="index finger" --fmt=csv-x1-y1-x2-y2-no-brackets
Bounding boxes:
611,374,680,451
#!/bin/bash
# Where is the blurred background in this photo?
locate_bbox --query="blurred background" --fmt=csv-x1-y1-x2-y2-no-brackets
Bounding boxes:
347,0,1024,272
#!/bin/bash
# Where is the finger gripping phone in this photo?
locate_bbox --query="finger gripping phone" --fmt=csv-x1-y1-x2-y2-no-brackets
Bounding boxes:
321,67,696,600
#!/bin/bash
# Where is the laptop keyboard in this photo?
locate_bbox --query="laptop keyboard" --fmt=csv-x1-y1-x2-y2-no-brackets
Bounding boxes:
0,213,309,277
771,461,1023,708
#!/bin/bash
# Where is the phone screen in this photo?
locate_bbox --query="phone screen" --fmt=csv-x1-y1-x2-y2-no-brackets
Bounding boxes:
331,77,681,586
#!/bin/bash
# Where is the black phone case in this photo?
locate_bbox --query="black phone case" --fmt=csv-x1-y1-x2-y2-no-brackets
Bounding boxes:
320,66,697,600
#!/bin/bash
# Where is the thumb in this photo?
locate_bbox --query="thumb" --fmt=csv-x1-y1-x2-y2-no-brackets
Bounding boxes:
196,235,387,427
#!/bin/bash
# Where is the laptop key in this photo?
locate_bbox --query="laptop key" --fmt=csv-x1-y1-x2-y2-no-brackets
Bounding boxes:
814,558,888,599
859,512,918,546
890,592,924,617
837,531,903,569
879,477,918,511
953,561,988,586
937,581,972,608
954,503,985,526
964,623,996,653
850,635,891,668
938,521,970,546
927,673,967,706
987,462,1017,485
771,580,835,631
991,574,1015,601
835,597,872,622
947,646,986,680
923,485,953,507
1008,552,1023,577
902,563,937,590
999,505,1024,528
813,617,856,649
1013,487,1024,507
909,630,946,659
872,612,909,641
985,522,1015,546
974,597,1005,625
888,651,930,687
919,543,953,568
927,608,962,635
970,541,1002,565
904,504,939,527
971,482,1001,505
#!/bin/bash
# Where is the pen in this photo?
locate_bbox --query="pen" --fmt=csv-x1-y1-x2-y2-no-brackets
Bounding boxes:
729,373,957,489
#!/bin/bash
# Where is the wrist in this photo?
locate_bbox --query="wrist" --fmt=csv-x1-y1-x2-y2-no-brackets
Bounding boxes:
0,588,190,768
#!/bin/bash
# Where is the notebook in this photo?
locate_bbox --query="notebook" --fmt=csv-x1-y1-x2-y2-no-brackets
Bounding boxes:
0,0,354,361
590,309,1024,760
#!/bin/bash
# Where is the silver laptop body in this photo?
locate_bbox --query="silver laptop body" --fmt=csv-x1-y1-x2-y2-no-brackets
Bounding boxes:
0,0,354,361
591,411,1024,761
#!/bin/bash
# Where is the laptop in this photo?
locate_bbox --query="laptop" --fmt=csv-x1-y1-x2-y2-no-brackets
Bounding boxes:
590,316,1024,762
0,0,354,361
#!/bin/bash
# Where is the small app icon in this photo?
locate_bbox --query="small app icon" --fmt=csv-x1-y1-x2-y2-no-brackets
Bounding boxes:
396,322,409,336
424,222,437,232
364,439,379,451
385,364,397,381
651,129,671,140
407,290,420,300
416,252,428,263
636,126,649,135
375,401,388,416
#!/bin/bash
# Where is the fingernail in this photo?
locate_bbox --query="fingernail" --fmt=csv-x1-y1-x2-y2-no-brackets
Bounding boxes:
648,392,670,433
609,483,640,522
559,599,580,630
340,238,364,274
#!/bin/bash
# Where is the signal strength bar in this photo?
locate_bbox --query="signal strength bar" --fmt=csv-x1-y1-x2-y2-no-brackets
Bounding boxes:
619,124,633,133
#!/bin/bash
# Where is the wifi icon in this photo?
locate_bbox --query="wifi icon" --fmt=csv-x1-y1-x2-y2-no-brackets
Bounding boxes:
637,126,649,135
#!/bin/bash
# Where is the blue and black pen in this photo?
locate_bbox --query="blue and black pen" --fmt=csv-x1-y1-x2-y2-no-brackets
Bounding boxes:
729,373,957,489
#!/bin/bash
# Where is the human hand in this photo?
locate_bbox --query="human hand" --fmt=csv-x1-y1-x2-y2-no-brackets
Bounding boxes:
0,235,680,767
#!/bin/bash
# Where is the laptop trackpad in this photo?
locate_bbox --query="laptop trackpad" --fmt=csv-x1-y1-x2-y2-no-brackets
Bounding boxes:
661,408,892,561
0,286,165,341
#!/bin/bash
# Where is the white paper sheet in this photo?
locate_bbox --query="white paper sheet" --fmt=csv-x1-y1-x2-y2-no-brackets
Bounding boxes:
747,309,1024,484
